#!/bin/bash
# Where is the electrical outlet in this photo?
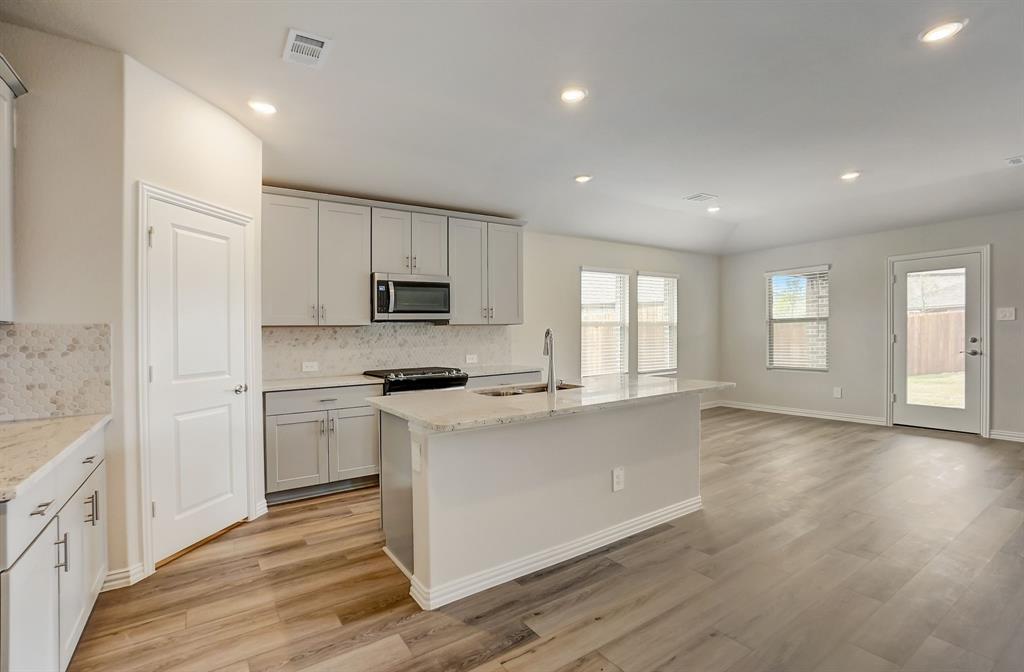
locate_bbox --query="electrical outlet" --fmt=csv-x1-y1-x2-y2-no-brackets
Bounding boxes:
612,466,625,492
996,307,1016,321
465,354,479,364
833,386,843,399
302,361,319,373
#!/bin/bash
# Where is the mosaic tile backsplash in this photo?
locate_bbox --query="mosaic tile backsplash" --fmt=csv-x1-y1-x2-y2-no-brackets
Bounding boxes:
263,324,512,379
0,323,112,422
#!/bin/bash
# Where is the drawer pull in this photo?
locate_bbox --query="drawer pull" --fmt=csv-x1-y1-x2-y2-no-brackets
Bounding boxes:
30,500,54,516
318,398,338,403
82,455,97,464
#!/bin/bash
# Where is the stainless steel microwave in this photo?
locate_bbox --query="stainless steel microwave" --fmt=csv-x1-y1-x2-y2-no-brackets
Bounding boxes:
372,273,452,322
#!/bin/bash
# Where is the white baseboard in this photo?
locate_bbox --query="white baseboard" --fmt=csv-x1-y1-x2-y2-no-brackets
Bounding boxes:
701,400,723,410
102,562,145,592
382,546,413,580
251,498,269,519
990,430,1024,443
407,496,702,610
713,400,887,426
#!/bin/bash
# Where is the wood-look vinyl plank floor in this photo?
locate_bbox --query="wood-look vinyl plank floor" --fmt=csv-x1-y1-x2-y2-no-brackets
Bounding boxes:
69,409,1024,672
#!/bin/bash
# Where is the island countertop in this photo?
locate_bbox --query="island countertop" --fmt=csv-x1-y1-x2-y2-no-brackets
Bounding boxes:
367,375,734,433
0,414,111,502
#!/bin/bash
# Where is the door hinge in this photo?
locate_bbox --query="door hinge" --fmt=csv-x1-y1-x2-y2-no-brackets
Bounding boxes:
892,333,897,344
892,393,897,402
148,365,153,382
892,274,897,285
151,501,156,518
147,226,154,248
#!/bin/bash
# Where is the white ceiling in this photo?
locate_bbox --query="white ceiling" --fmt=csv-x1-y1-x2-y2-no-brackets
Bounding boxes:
2,1,1022,254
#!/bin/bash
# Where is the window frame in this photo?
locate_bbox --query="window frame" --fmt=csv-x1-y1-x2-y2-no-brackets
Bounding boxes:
636,271,679,375
580,266,633,378
765,264,831,373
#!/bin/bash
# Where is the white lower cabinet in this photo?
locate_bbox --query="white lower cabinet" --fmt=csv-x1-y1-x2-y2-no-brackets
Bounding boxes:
1,459,107,672
264,389,380,495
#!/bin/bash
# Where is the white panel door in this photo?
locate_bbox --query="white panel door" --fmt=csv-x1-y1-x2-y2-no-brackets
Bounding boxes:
487,223,524,324
318,201,371,325
371,208,412,273
448,218,488,324
4,518,60,672
328,407,380,481
148,198,248,562
892,252,982,433
411,212,448,276
262,194,318,325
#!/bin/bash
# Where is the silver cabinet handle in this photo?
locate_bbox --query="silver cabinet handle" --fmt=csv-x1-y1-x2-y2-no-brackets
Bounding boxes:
55,532,69,572
93,489,100,524
82,455,96,464
320,419,326,435
412,256,417,270
321,304,326,321
311,305,317,319
404,255,410,269
329,417,335,433
481,306,486,318
30,500,54,517
85,493,96,524
318,398,338,403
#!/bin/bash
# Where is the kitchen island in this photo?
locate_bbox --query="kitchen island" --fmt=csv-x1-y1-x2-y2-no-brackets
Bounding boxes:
368,374,733,609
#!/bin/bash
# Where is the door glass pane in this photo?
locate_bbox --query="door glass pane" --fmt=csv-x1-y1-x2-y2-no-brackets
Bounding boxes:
906,268,966,408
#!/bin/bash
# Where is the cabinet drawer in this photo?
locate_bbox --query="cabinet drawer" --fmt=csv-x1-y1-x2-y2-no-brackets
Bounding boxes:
55,429,104,505
0,465,57,570
265,384,383,416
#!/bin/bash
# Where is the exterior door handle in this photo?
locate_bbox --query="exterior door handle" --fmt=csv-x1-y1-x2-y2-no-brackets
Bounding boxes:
232,384,248,394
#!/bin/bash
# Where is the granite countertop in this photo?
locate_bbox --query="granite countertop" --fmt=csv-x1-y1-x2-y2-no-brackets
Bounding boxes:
0,414,111,502
367,375,735,433
263,364,543,393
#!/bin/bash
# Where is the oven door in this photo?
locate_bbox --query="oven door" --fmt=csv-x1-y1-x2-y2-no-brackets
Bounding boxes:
372,274,451,322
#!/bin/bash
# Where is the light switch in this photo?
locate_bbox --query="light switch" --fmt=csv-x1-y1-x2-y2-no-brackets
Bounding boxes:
465,354,479,364
996,307,1016,321
833,387,843,399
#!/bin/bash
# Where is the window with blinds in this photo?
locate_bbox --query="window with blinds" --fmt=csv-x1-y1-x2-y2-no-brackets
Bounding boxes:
766,265,830,370
637,274,678,373
581,270,630,377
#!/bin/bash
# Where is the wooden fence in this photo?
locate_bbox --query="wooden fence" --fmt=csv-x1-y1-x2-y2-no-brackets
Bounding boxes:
907,309,965,376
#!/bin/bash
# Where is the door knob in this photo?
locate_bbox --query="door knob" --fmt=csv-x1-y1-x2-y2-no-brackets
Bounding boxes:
960,349,980,356
233,384,248,394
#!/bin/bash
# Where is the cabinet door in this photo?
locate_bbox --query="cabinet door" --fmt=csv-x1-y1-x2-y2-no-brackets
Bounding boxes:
83,463,108,601
448,218,488,325
328,407,380,482
58,495,90,671
262,194,319,325
3,518,59,672
265,411,328,493
318,202,371,325
0,82,13,323
487,223,524,324
371,208,411,274
410,213,448,276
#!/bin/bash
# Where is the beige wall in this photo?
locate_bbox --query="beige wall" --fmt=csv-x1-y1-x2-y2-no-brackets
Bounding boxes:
510,231,720,385
719,209,1024,436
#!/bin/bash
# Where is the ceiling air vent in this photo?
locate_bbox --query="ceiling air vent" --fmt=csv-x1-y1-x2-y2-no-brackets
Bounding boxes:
1006,155,1024,167
684,192,718,202
282,29,332,68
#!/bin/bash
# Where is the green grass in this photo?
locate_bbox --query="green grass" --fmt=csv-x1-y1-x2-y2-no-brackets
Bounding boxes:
907,371,965,409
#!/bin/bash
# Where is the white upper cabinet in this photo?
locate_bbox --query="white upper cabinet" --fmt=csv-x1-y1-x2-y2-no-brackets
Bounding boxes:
0,81,14,323
449,218,488,324
410,213,448,276
262,194,318,325
371,208,412,273
318,202,371,325
448,219,523,325
487,223,523,324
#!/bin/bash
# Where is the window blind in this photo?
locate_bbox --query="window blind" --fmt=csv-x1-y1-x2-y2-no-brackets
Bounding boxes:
581,270,629,377
637,274,678,373
766,266,830,370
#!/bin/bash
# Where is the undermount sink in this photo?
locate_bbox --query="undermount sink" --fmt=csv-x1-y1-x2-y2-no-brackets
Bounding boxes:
474,382,583,397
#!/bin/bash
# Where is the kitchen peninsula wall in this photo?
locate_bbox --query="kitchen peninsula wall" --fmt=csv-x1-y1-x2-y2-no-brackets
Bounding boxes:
0,323,111,421
262,324,511,379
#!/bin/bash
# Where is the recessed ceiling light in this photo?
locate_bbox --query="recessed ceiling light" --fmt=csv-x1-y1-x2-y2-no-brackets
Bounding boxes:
248,100,277,115
919,20,967,43
574,175,593,183
561,87,588,104
840,171,862,182
707,206,721,213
